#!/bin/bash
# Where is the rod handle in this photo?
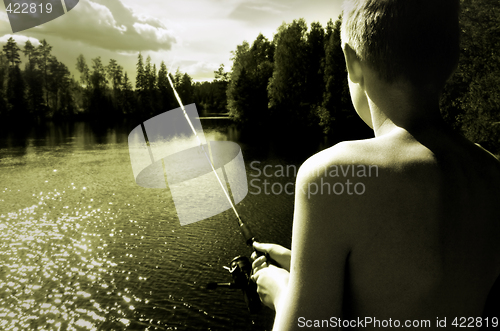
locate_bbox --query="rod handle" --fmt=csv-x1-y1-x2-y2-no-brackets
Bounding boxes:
239,222,255,246
239,222,280,267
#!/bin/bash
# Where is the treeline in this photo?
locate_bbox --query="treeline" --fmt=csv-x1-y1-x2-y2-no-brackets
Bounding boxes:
0,38,77,122
0,0,498,152
227,3,500,152
73,53,227,123
0,38,228,125
227,17,364,141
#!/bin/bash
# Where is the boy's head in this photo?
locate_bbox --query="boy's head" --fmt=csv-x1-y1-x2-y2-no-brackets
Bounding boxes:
341,0,460,91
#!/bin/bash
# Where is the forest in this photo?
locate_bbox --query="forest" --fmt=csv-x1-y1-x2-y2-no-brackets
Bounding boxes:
0,0,498,152
0,37,228,125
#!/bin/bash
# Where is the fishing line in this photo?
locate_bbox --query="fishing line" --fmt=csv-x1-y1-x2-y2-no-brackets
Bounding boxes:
165,71,273,312
166,73,244,227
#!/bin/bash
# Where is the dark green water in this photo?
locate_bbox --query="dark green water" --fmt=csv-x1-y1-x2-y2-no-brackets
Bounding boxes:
0,120,328,330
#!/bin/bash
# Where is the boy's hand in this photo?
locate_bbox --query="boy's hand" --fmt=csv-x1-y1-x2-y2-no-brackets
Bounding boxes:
251,242,291,272
251,262,289,310
251,242,291,310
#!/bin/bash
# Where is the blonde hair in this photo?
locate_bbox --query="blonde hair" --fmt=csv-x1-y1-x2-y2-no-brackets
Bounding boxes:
341,0,460,89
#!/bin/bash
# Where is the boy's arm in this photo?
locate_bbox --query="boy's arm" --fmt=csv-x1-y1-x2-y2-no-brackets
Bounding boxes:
272,152,353,330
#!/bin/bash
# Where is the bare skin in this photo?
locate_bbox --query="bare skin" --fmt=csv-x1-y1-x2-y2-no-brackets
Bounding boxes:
252,44,500,330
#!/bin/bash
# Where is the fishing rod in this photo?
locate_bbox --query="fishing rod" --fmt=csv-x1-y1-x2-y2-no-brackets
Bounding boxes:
166,73,270,313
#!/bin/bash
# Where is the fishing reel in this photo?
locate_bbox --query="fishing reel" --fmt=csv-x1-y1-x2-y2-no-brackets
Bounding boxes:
207,255,262,313
207,221,279,313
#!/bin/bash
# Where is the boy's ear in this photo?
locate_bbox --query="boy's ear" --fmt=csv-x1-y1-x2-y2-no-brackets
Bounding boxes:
343,44,363,85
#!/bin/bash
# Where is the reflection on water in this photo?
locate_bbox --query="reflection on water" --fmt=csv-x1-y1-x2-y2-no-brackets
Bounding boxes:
0,121,323,330
0,121,243,156
0,187,128,330
0,122,131,156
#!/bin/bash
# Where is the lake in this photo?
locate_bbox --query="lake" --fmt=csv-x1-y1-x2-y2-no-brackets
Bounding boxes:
0,119,329,331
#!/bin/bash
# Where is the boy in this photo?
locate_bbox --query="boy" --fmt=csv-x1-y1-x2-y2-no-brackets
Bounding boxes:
251,0,500,329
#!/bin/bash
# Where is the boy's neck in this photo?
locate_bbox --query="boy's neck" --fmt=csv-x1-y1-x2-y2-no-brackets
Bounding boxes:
367,79,443,137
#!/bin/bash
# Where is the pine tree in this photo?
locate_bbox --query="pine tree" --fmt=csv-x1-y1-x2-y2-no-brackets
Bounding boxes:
87,57,110,119
0,53,9,118
306,22,326,109
106,58,123,113
47,56,70,113
90,57,107,91
22,40,36,69
6,65,27,121
173,68,182,89
106,59,123,91
178,73,193,105
150,63,157,91
37,39,52,107
76,54,89,86
2,37,21,67
23,40,44,118
144,55,152,91
136,53,145,92
158,61,175,111
120,72,136,115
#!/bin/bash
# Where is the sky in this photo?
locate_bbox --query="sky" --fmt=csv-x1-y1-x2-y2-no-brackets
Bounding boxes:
0,0,343,83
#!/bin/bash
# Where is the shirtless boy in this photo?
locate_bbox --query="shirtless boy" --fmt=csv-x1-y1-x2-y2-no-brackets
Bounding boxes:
251,0,500,329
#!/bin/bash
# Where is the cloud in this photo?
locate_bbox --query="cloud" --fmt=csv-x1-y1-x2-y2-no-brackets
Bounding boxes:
228,0,342,27
0,34,41,47
25,0,176,52
229,1,290,26
181,61,220,81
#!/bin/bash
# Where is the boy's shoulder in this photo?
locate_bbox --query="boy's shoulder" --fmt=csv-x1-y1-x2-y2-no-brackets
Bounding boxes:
299,132,500,184
298,135,425,182
299,139,377,174
296,132,500,214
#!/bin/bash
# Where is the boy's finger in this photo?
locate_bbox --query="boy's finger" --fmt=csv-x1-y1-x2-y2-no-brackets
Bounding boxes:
253,242,272,253
251,267,266,282
253,263,268,275
252,255,267,270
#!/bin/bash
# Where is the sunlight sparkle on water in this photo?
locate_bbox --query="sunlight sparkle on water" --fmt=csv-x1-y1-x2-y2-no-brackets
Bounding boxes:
0,130,253,330
0,186,144,330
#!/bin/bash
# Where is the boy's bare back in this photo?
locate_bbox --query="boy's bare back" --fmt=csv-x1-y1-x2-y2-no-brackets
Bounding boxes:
304,123,500,324
251,1,500,329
